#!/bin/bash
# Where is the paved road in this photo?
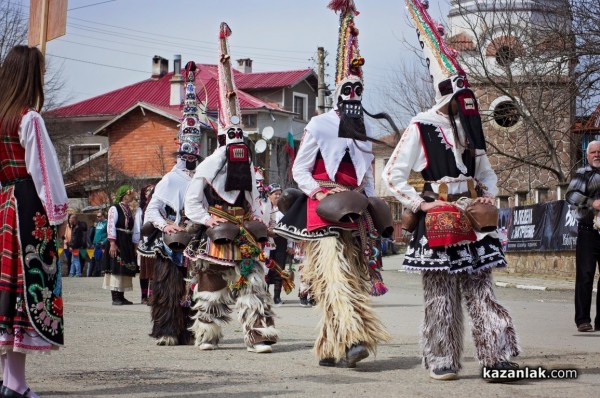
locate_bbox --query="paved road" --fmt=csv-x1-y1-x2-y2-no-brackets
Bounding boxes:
27,255,599,397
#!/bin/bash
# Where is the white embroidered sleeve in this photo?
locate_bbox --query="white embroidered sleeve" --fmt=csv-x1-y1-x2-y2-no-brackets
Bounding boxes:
292,129,321,196
132,208,142,244
145,196,168,231
381,124,427,209
184,175,211,225
474,151,499,198
107,206,118,240
18,111,69,225
250,166,263,220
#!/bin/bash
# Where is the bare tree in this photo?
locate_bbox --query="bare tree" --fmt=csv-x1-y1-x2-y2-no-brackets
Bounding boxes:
386,0,600,197
0,0,70,111
377,58,436,127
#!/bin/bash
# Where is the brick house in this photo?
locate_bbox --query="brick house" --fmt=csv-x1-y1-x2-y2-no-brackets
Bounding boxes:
46,56,319,209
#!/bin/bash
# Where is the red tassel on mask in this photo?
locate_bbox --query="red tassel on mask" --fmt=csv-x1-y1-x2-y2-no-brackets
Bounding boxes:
327,0,358,15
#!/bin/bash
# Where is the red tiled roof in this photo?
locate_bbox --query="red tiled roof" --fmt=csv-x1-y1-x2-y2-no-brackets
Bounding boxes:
236,69,315,89
47,64,311,118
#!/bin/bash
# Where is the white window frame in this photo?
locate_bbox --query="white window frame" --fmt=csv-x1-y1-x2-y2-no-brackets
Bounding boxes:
293,92,309,121
488,95,524,132
69,144,102,167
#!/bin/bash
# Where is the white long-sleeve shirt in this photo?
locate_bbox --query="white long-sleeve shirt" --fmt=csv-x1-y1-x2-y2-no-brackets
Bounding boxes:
382,111,498,213
185,159,263,226
18,111,69,225
292,110,375,198
107,204,140,245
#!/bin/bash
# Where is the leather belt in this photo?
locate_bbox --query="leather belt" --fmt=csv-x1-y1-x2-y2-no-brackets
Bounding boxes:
213,204,246,218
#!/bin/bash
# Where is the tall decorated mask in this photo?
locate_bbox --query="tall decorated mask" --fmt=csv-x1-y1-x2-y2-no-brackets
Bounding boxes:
329,0,367,140
177,61,203,169
217,22,252,192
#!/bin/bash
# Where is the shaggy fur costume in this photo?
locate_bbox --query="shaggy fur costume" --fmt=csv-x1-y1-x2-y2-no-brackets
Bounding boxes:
189,262,278,348
303,232,391,361
149,257,194,345
421,269,520,371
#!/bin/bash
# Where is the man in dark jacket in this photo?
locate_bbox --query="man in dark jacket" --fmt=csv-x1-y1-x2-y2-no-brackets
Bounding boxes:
566,140,600,332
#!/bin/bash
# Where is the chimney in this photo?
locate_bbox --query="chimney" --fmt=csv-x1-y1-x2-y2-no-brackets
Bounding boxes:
170,54,184,106
236,58,253,73
151,55,169,79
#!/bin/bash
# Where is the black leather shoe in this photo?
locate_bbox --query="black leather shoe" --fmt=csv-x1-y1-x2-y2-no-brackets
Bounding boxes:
112,300,124,306
1,386,31,397
346,344,369,367
318,358,336,367
318,357,356,368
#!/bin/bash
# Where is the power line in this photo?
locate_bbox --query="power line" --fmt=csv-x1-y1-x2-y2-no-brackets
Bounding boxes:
57,39,149,58
66,24,311,63
68,0,117,12
46,53,151,74
67,15,316,55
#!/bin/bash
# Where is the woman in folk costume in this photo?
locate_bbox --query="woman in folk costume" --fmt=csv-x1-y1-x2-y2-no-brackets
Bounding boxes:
135,184,155,304
0,45,69,398
184,23,278,354
102,185,139,305
382,0,520,381
140,61,203,346
274,0,396,368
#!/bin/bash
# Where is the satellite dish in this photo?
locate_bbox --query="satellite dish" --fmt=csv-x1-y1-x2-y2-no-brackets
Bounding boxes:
230,115,240,125
255,139,267,154
262,126,274,140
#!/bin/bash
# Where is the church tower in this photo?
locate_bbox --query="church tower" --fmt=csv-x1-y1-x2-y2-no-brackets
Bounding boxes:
447,0,574,205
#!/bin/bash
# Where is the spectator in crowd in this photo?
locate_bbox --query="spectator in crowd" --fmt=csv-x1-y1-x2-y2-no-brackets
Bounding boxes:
262,183,290,305
566,140,600,332
67,214,85,277
380,237,397,256
88,210,108,277
102,185,139,305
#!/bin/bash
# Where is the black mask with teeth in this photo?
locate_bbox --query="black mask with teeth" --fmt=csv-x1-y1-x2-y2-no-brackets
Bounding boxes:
338,100,367,140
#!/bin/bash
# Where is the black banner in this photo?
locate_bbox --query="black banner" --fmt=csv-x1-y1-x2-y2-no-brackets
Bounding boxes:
503,200,578,252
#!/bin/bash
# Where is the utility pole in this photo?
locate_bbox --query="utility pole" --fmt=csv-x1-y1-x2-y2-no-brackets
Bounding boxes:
317,47,328,114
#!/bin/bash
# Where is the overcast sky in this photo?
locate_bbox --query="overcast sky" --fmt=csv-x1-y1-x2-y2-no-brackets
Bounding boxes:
17,0,450,111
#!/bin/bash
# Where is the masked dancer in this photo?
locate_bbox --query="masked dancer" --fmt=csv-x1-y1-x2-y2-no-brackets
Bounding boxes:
184,23,278,354
382,0,520,381
139,61,204,346
274,0,396,368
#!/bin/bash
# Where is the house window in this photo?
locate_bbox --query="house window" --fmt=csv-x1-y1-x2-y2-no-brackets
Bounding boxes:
293,93,308,121
207,135,219,155
242,114,257,129
489,96,522,130
69,144,101,167
495,45,517,66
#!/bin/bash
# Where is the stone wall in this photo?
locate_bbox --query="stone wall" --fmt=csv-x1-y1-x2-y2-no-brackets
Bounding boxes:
498,252,576,277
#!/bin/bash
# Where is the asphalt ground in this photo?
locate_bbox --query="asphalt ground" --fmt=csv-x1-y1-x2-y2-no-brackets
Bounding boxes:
23,254,600,397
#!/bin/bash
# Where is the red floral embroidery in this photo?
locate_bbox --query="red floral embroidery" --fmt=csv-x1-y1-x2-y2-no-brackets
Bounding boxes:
32,228,46,241
51,296,63,317
33,212,47,228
